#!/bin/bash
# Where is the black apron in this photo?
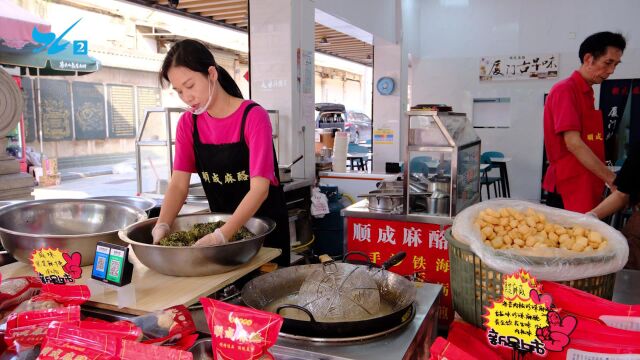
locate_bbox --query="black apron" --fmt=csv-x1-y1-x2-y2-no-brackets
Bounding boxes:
192,103,290,266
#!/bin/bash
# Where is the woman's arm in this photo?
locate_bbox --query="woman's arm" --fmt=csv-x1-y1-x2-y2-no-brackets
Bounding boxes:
219,176,270,239
157,170,192,226
590,190,630,219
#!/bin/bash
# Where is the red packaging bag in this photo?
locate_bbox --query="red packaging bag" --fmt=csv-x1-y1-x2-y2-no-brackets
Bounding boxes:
37,322,120,360
0,277,42,312
127,305,196,348
429,337,482,360
79,320,143,342
447,321,509,360
4,284,91,322
200,298,283,360
35,284,91,305
541,281,640,331
38,337,117,360
4,305,81,351
119,339,193,360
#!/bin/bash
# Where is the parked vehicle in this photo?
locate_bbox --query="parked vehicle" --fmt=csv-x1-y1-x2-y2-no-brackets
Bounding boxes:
315,103,345,130
345,111,372,144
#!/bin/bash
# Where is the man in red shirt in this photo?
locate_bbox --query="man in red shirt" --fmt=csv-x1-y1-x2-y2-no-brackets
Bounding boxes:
543,31,626,213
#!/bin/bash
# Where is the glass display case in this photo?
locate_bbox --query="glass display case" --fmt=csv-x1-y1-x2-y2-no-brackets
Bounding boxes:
135,108,202,199
405,110,481,217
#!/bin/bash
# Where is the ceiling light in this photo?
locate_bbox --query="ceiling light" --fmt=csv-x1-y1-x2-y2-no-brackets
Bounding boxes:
319,37,329,44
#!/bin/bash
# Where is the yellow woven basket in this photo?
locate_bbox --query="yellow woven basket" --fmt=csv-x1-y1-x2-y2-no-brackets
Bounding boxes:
446,229,616,328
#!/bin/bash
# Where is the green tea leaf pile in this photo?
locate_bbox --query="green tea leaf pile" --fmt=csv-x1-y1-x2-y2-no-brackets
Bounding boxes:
158,221,254,246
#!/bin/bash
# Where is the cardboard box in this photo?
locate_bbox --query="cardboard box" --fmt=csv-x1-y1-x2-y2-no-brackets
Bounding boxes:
38,174,61,187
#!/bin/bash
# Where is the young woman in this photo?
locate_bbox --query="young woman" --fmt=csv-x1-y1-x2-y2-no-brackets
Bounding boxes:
152,39,289,266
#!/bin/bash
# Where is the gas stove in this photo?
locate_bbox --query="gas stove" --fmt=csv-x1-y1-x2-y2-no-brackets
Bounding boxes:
82,283,441,360
186,284,440,360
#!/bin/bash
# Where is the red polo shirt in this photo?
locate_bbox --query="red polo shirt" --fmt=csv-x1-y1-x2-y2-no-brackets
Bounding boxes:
543,71,594,191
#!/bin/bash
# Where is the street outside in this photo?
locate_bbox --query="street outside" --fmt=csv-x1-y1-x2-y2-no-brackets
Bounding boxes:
33,170,139,199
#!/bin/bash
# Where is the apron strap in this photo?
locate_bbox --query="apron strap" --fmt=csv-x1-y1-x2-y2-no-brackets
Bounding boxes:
192,112,202,172
239,102,259,144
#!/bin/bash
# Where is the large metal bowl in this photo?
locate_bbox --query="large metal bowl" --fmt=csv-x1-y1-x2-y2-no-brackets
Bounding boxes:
0,199,147,266
0,200,23,209
118,213,275,277
91,196,156,213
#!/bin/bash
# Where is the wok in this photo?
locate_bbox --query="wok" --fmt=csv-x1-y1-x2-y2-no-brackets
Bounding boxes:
278,155,304,183
241,252,416,339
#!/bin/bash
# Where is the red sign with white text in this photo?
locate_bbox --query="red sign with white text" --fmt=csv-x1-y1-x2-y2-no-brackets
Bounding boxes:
346,217,453,325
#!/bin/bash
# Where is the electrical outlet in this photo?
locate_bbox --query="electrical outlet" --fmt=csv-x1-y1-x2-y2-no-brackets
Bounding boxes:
568,32,576,39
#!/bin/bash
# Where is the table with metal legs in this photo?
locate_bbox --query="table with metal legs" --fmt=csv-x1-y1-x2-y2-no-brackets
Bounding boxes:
490,157,511,197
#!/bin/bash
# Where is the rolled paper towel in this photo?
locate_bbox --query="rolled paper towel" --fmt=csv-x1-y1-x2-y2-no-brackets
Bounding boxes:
332,132,349,172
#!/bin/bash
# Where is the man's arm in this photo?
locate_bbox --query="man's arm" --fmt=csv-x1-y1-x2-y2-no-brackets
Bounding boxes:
563,131,616,188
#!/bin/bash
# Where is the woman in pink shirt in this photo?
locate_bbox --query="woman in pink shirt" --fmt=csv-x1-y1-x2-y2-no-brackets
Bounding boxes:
151,39,289,266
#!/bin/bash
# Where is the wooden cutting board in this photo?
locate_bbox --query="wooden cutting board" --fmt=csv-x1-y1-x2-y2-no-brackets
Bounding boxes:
0,247,281,315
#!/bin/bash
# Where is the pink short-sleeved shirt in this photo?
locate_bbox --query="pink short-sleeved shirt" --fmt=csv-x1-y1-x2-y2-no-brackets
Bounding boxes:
173,100,278,186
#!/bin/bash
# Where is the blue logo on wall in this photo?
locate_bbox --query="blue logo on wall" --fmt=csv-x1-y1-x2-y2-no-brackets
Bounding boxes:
32,18,88,55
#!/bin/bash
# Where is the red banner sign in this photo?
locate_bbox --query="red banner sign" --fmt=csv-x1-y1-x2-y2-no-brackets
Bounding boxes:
345,217,453,324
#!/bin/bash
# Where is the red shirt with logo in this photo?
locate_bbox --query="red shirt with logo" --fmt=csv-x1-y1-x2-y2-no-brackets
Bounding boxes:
543,71,595,191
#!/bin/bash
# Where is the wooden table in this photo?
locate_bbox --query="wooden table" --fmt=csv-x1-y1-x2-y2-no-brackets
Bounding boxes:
490,157,512,197
0,247,281,315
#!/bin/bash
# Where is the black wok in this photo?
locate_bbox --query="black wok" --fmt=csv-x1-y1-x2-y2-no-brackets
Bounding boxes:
241,253,416,339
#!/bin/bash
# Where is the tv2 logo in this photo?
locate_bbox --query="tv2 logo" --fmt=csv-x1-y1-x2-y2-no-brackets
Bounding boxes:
32,18,88,55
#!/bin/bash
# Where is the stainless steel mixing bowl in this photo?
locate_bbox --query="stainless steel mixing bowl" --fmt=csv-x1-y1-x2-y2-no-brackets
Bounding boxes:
91,196,156,213
0,200,23,209
0,199,147,266
119,213,275,277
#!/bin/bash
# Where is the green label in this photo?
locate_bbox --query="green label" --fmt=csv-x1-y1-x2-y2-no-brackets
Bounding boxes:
106,248,125,283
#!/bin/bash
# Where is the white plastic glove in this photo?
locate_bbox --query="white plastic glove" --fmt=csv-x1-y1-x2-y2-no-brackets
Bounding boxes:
194,228,227,247
151,222,171,244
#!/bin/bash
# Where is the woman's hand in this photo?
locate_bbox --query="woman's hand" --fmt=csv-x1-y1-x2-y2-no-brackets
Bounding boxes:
194,228,227,247
151,223,171,244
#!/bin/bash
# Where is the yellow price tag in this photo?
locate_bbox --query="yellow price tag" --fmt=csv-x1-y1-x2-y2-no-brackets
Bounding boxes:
31,248,67,277
484,271,548,348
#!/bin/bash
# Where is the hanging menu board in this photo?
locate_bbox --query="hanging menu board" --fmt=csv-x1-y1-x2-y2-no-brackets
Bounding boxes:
73,82,106,140
107,84,135,138
136,87,161,125
20,77,37,143
40,79,72,141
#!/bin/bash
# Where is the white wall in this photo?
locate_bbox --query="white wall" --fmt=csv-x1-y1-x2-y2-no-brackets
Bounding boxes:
249,0,316,179
413,0,640,201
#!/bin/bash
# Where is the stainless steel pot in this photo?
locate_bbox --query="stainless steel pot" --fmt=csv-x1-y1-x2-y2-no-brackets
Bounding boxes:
0,199,147,266
358,192,404,213
427,173,451,194
425,192,449,215
278,155,304,183
118,213,275,276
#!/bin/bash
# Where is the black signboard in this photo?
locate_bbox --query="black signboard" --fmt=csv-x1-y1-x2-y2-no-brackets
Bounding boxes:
20,77,37,143
40,79,72,141
136,87,161,125
73,82,106,140
107,84,135,138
